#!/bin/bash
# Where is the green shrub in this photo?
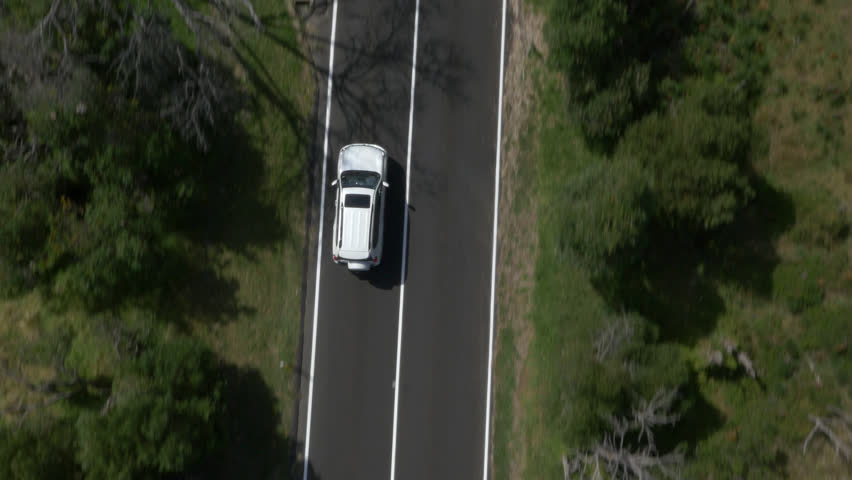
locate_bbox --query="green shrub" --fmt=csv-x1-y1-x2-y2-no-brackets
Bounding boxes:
0,422,79,480
618,78,754,231
544,0,688,144
76,336,224,479
578,64,651,142
556,156,649,275
628,343,690,396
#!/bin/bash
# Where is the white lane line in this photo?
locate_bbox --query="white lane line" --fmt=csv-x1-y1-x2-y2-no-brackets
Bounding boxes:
389,0,420,477
483,0,508,478
302,1,339,479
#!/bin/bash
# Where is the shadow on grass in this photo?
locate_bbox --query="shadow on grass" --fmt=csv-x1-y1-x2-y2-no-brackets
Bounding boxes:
601,174,795,346
656,370,725,457
205,365,320,480
703,175,796,297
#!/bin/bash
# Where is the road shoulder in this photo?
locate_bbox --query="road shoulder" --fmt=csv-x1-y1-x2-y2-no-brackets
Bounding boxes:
490,1,545,478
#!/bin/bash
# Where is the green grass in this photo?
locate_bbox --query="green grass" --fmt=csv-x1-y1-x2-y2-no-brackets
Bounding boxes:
492,325,516,480
187,0,312,435
503,45,613,478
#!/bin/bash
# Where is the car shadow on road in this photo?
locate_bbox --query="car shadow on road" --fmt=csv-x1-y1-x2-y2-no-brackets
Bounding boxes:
352,156,409,290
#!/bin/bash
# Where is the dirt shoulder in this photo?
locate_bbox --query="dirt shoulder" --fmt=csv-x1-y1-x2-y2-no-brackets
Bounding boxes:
491,0,545,478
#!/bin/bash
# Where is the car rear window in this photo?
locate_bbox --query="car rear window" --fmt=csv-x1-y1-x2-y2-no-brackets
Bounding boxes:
344,194,371,208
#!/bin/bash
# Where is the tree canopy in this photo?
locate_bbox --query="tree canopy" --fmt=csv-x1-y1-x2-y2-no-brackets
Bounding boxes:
75,336,224,479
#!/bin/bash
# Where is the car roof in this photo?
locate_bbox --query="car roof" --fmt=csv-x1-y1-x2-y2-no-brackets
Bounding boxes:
340,144,384,174
338,189,375,257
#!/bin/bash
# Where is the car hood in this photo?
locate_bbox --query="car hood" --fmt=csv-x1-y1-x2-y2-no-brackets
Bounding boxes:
340,144,384,174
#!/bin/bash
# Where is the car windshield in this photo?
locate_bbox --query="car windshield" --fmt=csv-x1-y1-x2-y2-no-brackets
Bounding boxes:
341,171,380,189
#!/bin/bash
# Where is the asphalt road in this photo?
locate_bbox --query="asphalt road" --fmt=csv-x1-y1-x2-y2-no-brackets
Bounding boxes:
298,0,504,478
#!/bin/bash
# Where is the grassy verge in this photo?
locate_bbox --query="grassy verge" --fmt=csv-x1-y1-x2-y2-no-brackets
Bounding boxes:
184,2,313,475
519,59,611,477
190,0,312,437
491,2,545,478
501,0,852,477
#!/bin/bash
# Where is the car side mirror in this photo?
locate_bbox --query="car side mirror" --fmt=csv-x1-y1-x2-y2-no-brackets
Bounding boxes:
331,179,338,187
382,181,390,188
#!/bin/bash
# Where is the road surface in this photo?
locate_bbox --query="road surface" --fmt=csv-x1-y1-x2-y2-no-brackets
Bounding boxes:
297,0,506,478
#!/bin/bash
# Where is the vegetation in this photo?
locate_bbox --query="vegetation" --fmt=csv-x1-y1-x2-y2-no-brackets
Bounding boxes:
0,0,311,478
497,0,852,478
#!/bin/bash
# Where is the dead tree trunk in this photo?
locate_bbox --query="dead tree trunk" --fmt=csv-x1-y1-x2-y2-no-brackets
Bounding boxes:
563,388,684,480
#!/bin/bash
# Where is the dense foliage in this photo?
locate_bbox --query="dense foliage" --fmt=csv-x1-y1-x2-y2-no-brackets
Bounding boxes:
0,1,301,479
0,422,78,480
619,79,754,231
556,156,648,275
1,333,232,480
76,337,224,479
0,0,236,307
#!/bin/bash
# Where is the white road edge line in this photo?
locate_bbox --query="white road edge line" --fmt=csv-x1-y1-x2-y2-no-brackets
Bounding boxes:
389,0,420,478
483,0,508,478
302,1,339,479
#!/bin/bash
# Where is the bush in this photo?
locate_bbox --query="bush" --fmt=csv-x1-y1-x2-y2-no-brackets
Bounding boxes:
544,0,691,145
75,336,224,479
578,64,651,142
556,156,649,275
0,422,79,480
618,78,754,231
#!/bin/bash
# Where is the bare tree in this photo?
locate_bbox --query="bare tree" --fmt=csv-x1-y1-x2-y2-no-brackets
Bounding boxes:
803,407,852,462
19,0,262,150
594,312,637,362
112,12,177,98
563,388,684,480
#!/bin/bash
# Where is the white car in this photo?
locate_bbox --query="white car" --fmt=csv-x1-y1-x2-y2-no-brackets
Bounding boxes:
331,144,389,271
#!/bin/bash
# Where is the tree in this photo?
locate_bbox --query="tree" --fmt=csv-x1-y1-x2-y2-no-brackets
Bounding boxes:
0,0,256,305
556,156,649,276
75,336,224,479
545,0,692,145
0,422,79,480
803,407,852,463
618,78,754,232
563,388,684,480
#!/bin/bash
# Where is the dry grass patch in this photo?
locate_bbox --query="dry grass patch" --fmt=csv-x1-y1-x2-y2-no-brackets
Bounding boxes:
491,0,545,478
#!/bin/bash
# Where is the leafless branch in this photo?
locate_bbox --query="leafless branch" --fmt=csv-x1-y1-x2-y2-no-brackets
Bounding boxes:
803,408,852,462
805,355,822,387
564,388,683,479
100,395,114,415
170,0,262,52
632,388,680,446
1,357,83,426
31,0,77,64
594,312,636,362
161,53,225,150
112,12,177,98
